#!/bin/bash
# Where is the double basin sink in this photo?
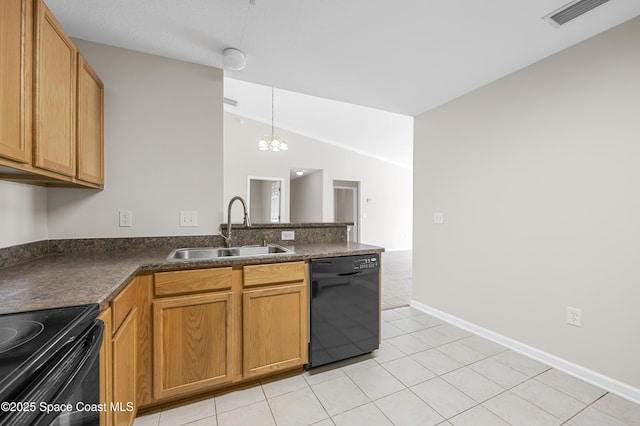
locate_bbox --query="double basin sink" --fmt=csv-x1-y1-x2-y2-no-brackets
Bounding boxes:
168,244,292,260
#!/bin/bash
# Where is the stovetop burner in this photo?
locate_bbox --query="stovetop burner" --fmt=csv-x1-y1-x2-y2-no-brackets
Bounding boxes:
0,304,99,386
0,320,45,354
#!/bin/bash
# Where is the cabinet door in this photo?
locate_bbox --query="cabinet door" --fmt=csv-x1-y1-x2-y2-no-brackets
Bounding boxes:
76,53,103,185
33,0,76,176
0,0,31,164
97,308,112,426
153,292,236,400
135,274,153,408
112,309,136,426
243,282,308,378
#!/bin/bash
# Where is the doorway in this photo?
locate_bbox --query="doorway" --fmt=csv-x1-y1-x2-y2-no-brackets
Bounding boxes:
247,176,284,223
333,180,359,242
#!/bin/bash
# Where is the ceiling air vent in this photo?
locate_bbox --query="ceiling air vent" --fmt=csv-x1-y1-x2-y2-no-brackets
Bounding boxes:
543,0,611,27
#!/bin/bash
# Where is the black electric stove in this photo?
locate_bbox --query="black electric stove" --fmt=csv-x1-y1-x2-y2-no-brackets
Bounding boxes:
0,304,102,426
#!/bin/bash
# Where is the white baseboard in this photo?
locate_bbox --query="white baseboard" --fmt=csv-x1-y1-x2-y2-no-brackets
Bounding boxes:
410,300,640,405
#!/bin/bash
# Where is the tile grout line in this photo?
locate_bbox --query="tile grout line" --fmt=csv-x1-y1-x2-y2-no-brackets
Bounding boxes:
148,308,634,426
384,313,621,426
560,392,611,426
381,316,571,425
260,381,282,426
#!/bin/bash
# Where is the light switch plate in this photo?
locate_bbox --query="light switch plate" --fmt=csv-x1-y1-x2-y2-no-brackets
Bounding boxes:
433,212,444,224
281,230,295,240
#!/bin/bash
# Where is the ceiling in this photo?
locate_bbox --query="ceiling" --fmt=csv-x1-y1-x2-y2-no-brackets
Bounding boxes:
46,0,640,167
223,79,414,168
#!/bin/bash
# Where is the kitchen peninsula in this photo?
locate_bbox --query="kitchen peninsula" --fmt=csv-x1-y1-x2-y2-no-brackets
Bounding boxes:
0,223,383,424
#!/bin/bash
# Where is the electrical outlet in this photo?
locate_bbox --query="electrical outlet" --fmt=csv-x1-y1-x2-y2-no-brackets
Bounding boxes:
119,211,132,227
566,306,582,327
433,212,444,224
281,230,295,241
179,211,198,227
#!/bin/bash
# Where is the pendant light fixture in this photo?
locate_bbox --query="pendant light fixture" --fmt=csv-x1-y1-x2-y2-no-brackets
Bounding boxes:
258,87,288,152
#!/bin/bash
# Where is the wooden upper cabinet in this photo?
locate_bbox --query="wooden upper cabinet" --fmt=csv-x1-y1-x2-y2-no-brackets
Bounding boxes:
0,0,32,164
33,0,77,177
1,0,104,188
76,53,104,185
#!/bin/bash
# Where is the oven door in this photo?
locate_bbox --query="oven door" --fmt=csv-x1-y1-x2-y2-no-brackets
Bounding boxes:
1,321,103,426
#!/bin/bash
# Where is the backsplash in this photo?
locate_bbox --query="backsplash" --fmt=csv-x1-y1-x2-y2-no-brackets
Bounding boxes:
0,240,50,270
0,223,350,269
219,223,349,246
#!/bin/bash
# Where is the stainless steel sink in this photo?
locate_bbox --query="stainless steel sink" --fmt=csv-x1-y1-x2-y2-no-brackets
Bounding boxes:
168,244,292,260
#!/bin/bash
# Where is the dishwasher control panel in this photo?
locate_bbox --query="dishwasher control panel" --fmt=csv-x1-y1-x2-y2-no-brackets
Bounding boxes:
353,256,378,271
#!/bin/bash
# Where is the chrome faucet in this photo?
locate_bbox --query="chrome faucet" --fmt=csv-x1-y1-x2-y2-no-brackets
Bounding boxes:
220,196,251,247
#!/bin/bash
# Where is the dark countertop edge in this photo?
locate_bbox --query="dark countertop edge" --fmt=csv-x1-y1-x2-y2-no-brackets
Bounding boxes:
0,242,384,315
142,245,384,271
220,222,354,230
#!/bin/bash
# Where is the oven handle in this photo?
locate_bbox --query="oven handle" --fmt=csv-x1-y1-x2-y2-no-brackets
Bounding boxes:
37,321,104,424
52,320,104,397
0,321,104,426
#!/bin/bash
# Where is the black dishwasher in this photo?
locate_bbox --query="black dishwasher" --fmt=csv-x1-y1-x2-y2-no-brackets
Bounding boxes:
306,254,380,369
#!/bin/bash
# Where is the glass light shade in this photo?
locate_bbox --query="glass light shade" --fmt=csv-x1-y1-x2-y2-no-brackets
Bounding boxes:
257,139,269,150
279,142,288,151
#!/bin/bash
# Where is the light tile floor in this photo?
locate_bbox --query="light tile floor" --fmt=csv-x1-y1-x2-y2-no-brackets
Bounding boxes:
134,306,640,426
381,250,412,310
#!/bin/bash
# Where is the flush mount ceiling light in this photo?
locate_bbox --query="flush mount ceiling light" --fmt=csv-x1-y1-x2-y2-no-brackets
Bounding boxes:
223,48,246,70
295,169,304,176
258,87,288,152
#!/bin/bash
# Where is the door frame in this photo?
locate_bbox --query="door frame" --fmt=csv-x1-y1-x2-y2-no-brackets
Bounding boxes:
333,184,360,242
247,176,285,224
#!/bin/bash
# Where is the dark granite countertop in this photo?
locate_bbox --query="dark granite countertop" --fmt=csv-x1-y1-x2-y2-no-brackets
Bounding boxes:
0,242,383,315
219,222,354,230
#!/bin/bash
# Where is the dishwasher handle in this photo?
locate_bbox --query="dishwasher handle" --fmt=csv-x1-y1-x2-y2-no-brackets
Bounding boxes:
337,271,362,277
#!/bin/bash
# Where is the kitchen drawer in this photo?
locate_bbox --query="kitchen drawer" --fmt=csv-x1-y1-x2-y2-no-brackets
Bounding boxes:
112,279,136,334
243,261,306,287
154,267,233,297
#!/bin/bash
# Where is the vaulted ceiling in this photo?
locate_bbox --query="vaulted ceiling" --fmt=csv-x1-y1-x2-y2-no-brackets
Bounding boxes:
47,0,640,166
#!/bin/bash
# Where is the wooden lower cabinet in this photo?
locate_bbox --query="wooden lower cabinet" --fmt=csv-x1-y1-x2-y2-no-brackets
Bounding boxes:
118,262,309,416
242,281,308,378
99,276,148,425
152,291,237,400
97,308,112,426
135,274,153,407
112,308,136,426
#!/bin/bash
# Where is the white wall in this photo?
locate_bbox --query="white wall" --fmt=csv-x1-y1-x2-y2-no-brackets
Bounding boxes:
414,17,640,392
290,171,323,222
0,181,47,248
224,113,412,250
47,40,224,238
